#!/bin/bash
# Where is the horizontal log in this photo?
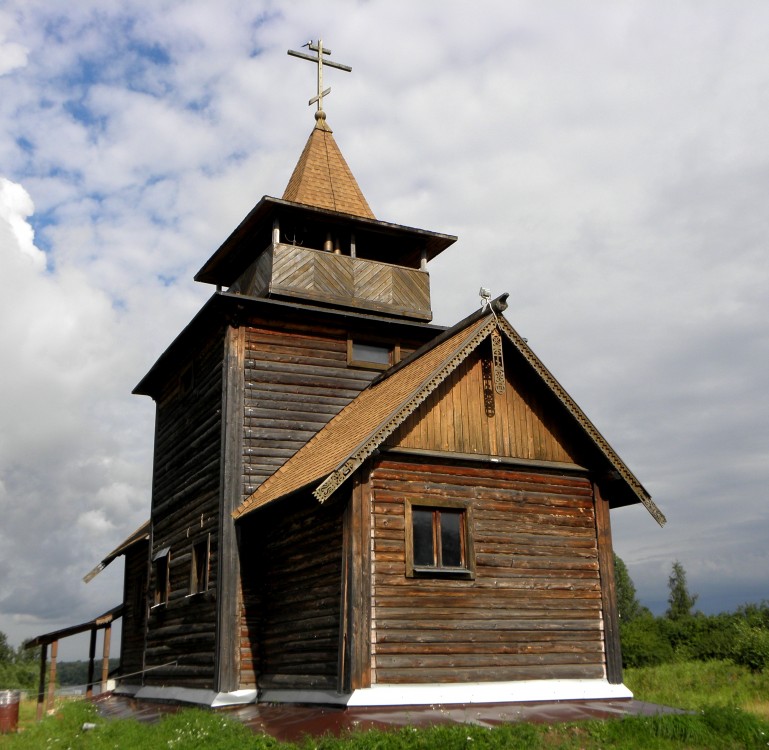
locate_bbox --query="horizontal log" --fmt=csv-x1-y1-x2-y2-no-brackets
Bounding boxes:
375,652,602,669
374,663,605,684
258,673,337,689
373,606,600,622
374,618,602,632
375,629,602,645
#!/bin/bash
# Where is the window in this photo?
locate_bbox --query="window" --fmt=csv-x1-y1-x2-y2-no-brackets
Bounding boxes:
348,338,400,370
153,547,171,606
405,500,474,578
189,536,210,595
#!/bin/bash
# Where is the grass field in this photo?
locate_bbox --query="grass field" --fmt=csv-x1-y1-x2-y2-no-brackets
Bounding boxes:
2,662,769,749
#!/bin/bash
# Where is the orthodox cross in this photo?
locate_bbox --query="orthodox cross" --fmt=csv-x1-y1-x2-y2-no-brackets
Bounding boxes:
287,39,352,115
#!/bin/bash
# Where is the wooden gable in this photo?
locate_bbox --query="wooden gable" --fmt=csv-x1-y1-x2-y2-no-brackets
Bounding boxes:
390,338,579,465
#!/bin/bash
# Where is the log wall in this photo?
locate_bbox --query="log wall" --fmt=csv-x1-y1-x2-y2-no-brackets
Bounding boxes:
119,541,148,684
242,321,423,498
369,456,605,685
144,333,224,688
239,495,346,691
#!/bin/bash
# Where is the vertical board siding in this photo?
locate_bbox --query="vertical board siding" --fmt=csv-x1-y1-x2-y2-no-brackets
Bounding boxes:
240,497,345,691
393,344,577,463
144,333,224,688
370,457,605,685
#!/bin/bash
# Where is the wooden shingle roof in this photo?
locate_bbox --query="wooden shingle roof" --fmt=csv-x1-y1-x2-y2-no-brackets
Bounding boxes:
233,301,665,526
83,519,150,583
233,314,495,518
282,120,375,219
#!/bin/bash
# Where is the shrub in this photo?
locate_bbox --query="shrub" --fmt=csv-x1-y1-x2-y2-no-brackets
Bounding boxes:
620,617,674,668
732,621,769,673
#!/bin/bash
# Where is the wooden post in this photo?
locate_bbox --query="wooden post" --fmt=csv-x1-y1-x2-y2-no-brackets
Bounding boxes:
101,624,112,692
215,325,245,693
86,628,97,698
347,465,372,691
594,482,623,684
46,640,58,714
36,643,47,721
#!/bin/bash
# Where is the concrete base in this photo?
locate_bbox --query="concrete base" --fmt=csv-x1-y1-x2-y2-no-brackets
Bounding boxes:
116,679,631,708
123,684,258,707
261,679,633,708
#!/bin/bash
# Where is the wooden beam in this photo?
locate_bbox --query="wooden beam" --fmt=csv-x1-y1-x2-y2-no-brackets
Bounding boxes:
86,628,97,698
349,464,372,690
101,624,112,692
594,482,623,684
46,640,58,714
36,643,47,721
384,446,588,474
215,325,245,692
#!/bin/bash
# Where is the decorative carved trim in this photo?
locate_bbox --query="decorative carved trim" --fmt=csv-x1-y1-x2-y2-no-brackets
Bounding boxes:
496,318,666,527
314,318,496,503
491,328,505,394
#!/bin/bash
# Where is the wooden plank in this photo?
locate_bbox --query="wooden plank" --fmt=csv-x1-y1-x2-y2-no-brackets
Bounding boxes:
594,482,622,684
215,325,245,693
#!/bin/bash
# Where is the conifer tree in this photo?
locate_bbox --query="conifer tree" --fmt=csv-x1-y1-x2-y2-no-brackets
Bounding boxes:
666,560,698,619
613,554,646,621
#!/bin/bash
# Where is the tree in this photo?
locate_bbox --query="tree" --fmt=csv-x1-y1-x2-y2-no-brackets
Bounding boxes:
0,631,14,664
667,560,698,619
613,554,647,622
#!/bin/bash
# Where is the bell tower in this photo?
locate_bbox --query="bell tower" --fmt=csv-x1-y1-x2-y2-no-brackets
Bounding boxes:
194,40,456,321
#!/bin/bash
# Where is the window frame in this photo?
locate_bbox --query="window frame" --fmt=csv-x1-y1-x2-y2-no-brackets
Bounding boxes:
404,498,475,579
347,337,400,370
188,535,210,596
152,547,171,607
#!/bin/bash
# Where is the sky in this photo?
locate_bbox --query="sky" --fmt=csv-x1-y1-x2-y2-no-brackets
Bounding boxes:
1,1,767,658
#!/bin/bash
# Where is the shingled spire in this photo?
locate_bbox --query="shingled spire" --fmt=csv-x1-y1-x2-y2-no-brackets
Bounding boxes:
283,39,375,219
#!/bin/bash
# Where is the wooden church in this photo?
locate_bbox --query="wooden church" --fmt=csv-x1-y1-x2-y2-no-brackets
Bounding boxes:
89,41,665,708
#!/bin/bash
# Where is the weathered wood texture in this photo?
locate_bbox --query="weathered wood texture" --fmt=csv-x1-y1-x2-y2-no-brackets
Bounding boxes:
119,541,149,684
392,343,578,463
238,495,346,691
234,244,432,320
594,482,623,683
215,326,245,693
144,333,225,688
340,472,372,692
242,322,423,498
369,457,606,685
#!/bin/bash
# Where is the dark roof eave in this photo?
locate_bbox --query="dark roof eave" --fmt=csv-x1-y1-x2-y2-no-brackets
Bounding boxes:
133,292,447,397
194,196,457,286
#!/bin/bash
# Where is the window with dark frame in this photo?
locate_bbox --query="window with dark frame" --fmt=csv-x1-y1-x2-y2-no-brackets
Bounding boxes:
153,548,170,606
189,536,210,595
347,338,400,370
405,500,474,578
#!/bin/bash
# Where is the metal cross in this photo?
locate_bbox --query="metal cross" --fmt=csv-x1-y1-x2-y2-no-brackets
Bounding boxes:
287,39,352,113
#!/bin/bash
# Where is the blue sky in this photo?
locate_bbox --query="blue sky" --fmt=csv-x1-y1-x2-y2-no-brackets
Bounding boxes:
1,1,768,656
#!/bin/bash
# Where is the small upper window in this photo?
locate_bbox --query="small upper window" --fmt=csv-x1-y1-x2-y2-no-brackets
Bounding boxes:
189,536,210,595
405,500,474,578
153,547,171,606
348,339,400,370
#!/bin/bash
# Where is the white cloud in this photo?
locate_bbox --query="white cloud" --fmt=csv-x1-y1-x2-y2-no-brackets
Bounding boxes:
0,0,768,651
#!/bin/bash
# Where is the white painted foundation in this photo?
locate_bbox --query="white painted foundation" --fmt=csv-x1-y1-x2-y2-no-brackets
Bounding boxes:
261,679,633,708
117,679,632,708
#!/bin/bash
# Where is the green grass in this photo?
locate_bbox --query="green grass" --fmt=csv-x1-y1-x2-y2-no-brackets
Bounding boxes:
626,659,769,716
2,662,769,749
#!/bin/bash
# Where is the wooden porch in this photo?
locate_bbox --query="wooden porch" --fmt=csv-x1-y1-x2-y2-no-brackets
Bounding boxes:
24,605,122,720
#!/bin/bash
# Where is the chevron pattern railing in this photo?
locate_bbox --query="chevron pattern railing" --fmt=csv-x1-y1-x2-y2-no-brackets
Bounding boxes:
269,244,431,319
